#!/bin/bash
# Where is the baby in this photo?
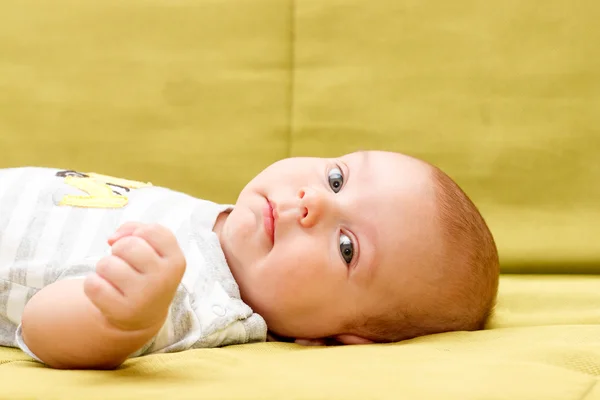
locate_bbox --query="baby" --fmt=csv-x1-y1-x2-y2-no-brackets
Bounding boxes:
0,150,499,369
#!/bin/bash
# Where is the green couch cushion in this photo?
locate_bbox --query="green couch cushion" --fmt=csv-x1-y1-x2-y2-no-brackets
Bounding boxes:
0,0,291,204
2,275,600,400
290,0,600,273
2,1,598,272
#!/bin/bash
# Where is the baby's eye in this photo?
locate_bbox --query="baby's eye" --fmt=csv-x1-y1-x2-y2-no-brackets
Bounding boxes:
339,233,354,265
328,166,344,193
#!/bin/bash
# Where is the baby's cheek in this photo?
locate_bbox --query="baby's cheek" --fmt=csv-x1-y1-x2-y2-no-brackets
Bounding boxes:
228,208,257,238
259,252,302,288
286,260,323,294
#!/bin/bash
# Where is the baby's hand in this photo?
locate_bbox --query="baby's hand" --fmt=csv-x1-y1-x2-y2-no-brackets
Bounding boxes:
84,222,186,332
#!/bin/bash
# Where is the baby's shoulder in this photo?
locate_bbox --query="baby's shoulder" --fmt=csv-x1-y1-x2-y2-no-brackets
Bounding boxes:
0,166,63,178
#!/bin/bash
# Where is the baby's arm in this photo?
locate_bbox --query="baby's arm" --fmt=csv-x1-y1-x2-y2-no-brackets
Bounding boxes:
20,223,186,369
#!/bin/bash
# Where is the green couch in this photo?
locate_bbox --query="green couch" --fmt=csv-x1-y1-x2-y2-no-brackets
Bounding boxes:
1,1,599,399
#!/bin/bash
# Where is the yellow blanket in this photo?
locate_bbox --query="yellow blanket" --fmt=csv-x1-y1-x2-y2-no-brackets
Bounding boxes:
2,276,599,399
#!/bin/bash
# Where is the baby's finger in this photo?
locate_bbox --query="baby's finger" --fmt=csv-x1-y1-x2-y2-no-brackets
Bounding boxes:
133,224,184,264
95,255,140,295
108,222,146,246
83,273,127,320
110,236,159,274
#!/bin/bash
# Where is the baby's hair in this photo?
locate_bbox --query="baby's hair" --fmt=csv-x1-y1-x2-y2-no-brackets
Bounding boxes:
352,162,500,343
429,164,500,329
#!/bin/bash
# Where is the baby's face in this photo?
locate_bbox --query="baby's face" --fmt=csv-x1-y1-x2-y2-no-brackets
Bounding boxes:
216,151,442,342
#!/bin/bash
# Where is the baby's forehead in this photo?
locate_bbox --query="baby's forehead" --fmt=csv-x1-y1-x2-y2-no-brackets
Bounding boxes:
340,151,434,194
342,152,440,265
342,150,427,170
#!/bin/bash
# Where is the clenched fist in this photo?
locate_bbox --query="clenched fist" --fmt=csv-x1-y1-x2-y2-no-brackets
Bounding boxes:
84,222,186,332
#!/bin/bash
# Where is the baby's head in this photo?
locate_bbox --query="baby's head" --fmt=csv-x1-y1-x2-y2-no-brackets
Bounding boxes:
215,151,499,344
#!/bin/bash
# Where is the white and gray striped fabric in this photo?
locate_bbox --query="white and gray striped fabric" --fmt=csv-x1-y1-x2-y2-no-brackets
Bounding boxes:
0,167,266,361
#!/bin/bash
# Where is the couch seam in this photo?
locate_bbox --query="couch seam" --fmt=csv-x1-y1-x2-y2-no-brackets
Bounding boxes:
286,0,296,158
580,380,597,400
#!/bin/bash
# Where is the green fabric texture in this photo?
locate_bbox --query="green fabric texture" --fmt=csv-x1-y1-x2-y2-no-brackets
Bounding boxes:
1,1,599,399
0,0,291,204
290,1,600,273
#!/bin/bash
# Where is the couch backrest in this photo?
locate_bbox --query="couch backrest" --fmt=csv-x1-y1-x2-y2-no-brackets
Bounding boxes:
1,1,598,273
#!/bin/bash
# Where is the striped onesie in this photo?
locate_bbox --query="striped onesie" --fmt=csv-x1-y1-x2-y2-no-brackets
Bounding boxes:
0,167,266,360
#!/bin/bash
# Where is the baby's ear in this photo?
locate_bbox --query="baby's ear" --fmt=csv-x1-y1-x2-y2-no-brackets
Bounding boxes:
334,334,374,345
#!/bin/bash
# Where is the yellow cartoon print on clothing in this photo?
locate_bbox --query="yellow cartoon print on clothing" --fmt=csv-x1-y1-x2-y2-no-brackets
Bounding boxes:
55,170,152,208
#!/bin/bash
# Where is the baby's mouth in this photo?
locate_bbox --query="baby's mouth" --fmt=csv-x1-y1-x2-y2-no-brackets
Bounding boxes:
262,198,276,244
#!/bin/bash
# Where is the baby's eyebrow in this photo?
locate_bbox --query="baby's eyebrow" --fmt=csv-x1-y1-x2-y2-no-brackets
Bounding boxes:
357,221,379,283
352,213,379,282
355,152,373,186
357,150,370,170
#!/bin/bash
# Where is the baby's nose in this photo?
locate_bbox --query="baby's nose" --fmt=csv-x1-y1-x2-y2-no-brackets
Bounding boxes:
297,187,327,228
